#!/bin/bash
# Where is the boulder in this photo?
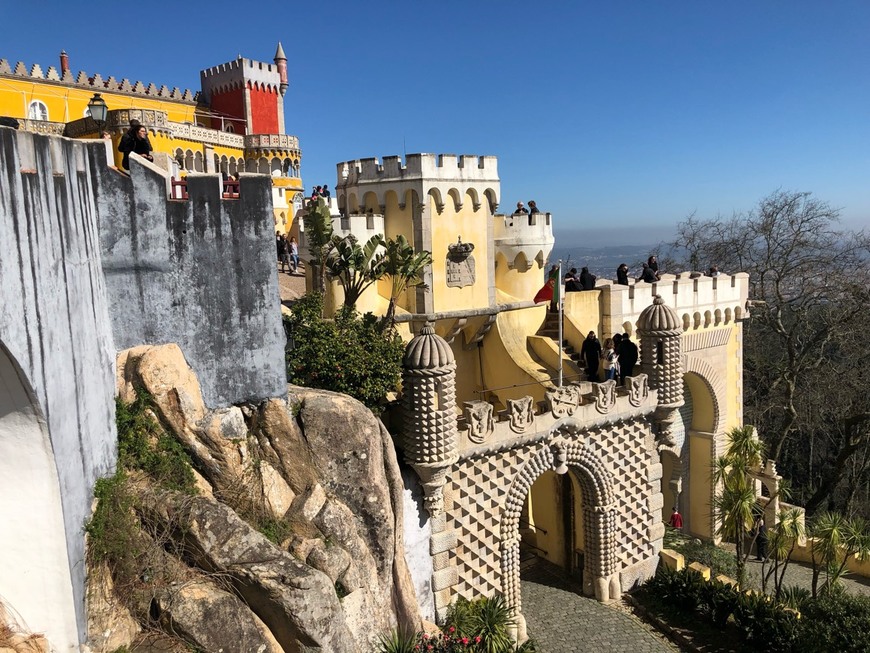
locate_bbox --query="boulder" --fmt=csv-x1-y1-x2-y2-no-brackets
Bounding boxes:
154,580,281,653
147,491,357,653
85,559,141,653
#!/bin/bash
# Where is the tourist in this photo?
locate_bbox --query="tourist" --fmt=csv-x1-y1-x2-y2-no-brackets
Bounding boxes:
289,236,299,273
118,124,153,170
100,130,111,140
321,184,331,199
528,200,541,214
564,268,581,292
616,263,629,286
637,262,658,283
601,338,618,381
708,265,720,277
581,331,602,381
648,255,659,274
278,235,291,273
617,333,638,383
311,186,320,200
753,516,767,560
579,266,596,290
514,201,528,215
669,507,683,529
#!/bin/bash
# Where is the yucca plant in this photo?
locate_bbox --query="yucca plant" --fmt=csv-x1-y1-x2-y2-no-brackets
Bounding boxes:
473,595,515,653
375,629,419,653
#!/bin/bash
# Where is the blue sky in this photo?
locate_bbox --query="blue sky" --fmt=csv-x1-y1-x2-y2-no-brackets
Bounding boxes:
3,1,868,246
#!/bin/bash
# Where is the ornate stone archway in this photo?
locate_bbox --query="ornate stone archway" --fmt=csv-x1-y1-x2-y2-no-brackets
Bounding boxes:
500,425,620,633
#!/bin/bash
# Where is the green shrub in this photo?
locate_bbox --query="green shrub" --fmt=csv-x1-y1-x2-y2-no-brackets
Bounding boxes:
697,577,739,627
797,592,870,653
779,585,811,611
285,293,404,412
375,595,534,653
644,565,706,614
115,390,196,493
732,591,799,652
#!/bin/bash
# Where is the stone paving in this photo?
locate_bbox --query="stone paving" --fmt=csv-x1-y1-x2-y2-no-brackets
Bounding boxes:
742,556,870,596
521,559,678,653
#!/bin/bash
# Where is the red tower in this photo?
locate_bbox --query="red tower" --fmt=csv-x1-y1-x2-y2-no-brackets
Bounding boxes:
199,45,286,136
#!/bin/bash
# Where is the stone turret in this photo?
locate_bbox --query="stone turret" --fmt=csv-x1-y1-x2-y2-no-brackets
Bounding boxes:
401,323,459,515
636,295,684,445
274,42,288,97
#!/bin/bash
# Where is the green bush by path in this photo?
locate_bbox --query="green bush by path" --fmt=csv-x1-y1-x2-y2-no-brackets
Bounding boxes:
374,595,537,653
285,293,404,413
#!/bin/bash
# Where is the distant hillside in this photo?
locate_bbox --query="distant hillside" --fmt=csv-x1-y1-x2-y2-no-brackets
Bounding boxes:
549,245,662,280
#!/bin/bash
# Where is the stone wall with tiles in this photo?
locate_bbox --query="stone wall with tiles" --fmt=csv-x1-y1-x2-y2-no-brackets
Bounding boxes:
427,377,662,625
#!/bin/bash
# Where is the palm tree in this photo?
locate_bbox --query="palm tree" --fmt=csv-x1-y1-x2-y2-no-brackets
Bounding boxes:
324,234,385,308
711,426,766,581
810,512,870,597
301,198,334,293
761,506,805,598
378,235,432,328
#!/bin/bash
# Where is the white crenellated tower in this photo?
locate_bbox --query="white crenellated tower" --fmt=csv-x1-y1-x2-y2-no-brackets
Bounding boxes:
324,153,553,317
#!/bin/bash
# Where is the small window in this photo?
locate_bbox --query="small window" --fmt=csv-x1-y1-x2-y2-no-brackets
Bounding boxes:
28,100,49,121
225,124,234,133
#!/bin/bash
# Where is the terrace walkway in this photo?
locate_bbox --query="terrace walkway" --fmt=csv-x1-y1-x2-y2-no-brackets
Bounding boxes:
521,558,677,653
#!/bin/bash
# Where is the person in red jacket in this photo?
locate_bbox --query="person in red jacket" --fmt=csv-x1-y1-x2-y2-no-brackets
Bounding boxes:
669,507,683,529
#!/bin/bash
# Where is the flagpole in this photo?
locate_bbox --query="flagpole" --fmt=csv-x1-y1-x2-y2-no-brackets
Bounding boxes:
557,261,563,388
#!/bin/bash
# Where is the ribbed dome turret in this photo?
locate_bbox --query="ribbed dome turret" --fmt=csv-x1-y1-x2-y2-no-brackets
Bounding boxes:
403,323,455,370
637,295,681,335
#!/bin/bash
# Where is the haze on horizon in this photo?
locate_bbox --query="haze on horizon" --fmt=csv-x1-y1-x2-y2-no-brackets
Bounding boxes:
2,1,868,242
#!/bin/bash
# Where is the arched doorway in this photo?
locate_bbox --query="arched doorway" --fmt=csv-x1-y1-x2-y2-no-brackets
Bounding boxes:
501,436,619,638
681,359,724,541
0,343,78,648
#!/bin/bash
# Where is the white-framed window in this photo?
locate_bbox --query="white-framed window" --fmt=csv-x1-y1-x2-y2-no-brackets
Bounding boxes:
225,124,235,133
28,100,49,121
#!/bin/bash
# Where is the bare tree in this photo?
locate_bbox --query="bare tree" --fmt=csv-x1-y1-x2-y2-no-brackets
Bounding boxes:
668,190,870,515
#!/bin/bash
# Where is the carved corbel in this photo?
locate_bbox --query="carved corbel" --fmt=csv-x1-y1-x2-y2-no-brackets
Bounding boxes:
444,318,467,344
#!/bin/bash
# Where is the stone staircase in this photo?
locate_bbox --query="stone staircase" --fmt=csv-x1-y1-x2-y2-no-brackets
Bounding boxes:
531,309,584,378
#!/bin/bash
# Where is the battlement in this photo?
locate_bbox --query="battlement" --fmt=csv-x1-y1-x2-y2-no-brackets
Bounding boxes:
0,58,197,102
338,153,499,185
457,375,658,458
596,272,750,339
199,56,281,100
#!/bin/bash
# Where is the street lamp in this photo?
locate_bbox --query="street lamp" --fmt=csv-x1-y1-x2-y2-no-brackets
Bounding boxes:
87,92,108,134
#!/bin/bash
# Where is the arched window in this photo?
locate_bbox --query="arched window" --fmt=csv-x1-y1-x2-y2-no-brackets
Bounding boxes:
225,124,234,133
28,100,49,121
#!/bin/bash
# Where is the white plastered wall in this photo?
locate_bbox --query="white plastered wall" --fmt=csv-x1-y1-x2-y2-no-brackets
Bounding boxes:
0,344,78,650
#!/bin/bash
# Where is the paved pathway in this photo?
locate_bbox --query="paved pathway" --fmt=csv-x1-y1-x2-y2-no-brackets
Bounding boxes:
742,556,870,596
521,560,678,653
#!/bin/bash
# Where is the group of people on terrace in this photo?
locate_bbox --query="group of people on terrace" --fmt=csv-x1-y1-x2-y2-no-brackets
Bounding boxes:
568,255,722,289
276,233,299,274
513,200,542,215
310,185,331,200
580,330,639,384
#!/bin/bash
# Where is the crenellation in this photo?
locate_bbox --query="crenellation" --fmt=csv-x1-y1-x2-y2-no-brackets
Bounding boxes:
75,70,88,84
14,61,26,75
30,63,44,78
45,66,59,81
339,152,499,185
0,59,10,74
